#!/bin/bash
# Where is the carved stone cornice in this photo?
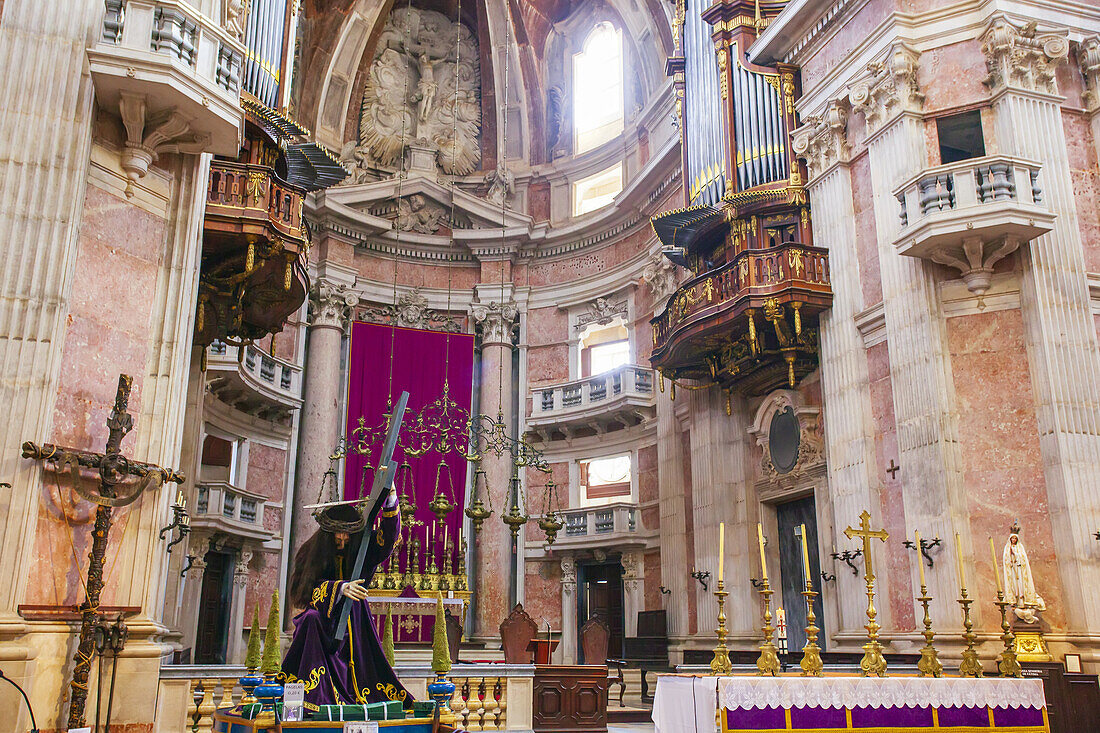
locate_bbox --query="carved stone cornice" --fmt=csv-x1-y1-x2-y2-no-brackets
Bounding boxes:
791,99,851,182
980,15,1069,97
471,300,518,346
1079,35,1100,113
358,287,461,332
849,43,924,136
309,280,359,330
642,251,680,307
574,298,628,332
118,92,211,193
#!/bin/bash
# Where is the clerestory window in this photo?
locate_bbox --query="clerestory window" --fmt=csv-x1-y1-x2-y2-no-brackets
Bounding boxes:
573,22,624,154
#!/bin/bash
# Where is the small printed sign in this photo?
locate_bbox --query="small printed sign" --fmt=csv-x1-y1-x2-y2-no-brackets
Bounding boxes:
283,681,305,722
345,722,380,733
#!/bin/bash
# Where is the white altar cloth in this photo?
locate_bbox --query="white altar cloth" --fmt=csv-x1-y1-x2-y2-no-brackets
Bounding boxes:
652,674,1047,733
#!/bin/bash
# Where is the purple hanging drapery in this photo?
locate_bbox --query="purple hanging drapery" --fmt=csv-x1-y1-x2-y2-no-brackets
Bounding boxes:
344,321,474,571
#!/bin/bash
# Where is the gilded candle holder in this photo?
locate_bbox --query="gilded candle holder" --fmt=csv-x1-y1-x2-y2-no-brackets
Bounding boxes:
957,588,983,678
916,587,943,677
994,591,1022,677
710,578,733,675
799,580,823,676
755,579,781,676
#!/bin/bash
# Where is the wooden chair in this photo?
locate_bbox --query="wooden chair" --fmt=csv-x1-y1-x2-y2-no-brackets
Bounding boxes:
580,615,626,707
499,603,538,663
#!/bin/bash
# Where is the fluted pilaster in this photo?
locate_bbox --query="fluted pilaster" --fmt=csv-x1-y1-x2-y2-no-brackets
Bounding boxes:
984,15,1100,630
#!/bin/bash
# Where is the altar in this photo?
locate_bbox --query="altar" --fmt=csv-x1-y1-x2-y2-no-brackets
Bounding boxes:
652,675,1049,733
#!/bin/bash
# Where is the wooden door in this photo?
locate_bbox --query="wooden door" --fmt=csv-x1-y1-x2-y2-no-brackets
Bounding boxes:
577,561,624,662
776,497,826,656
194,550,233,664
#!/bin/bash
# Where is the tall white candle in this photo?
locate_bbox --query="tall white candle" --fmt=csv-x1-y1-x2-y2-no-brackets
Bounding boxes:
718,522,725,582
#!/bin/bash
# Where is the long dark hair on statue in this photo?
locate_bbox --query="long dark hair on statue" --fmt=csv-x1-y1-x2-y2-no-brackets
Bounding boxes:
289,504,365,609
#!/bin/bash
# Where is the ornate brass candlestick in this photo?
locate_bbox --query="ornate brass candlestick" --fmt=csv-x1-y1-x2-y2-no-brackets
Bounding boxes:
755,578,781,676
916,589,943,677
994,591,1022,677
844,511,889,677
710,578,733,675
799,580,824,676
957,588,983,678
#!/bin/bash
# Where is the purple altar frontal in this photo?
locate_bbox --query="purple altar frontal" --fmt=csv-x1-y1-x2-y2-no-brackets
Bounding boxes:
653,674,1049,733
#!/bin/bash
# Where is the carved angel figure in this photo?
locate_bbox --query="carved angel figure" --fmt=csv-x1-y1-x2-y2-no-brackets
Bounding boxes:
359,8,481,176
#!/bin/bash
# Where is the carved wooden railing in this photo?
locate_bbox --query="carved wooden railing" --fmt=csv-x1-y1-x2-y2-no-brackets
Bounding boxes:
652,241,831,349
206,160,306,243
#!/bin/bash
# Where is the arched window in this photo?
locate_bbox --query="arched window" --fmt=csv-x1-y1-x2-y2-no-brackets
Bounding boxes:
573,22,624,154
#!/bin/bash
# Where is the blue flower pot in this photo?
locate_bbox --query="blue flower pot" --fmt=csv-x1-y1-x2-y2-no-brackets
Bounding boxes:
239,670,264,704
254,675,284,715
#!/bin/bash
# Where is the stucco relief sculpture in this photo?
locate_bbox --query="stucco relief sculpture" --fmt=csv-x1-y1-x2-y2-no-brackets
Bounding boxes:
395,194,447,233
357,7,481,177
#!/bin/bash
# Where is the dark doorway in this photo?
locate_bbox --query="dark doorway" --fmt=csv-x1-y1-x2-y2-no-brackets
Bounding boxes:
776,497,826,656
194,550,234,664
577,561,625,662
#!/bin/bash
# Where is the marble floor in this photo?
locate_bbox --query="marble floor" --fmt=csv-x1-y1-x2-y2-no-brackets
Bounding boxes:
608,724,656,733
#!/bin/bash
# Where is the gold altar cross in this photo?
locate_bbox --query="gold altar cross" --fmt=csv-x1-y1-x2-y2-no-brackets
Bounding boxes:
843,510,889,676
844,510,888,581
21,374,183,729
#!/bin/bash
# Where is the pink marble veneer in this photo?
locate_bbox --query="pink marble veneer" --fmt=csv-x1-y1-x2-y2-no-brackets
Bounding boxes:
945,308,1063,630
851,154,883,306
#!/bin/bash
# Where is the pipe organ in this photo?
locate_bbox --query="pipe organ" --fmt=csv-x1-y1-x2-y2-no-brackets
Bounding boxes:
650,1,832,397
243,0,293,109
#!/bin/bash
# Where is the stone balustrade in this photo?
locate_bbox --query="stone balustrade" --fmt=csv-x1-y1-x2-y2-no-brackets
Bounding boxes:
159,663,536,732
892,155,1056,294
527,364,656,440
193,481,274,542
526,502,654,556
88,0,246,156
207,341,304,416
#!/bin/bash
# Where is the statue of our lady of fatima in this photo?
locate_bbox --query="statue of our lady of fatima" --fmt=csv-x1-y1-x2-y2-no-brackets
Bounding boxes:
282,487,412,707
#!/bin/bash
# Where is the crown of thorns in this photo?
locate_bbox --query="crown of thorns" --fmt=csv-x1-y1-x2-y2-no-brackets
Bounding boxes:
313,503,367,534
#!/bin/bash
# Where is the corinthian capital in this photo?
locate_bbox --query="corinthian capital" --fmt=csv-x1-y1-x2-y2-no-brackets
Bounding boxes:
792,99,851,182
849,42,924,135
471,300,518,345
980,15,1069,96
1079,36,1100,113
309,280,359,329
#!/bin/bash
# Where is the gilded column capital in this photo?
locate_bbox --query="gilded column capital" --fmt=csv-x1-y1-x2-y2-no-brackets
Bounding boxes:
471,300,518,346
309,280,359,330
792,99,851,182
1079,35,1100,113
849,42,924,136
980,14,1069,97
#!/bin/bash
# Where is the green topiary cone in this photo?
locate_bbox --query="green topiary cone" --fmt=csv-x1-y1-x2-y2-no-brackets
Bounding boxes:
431,592,451,675
383,605,395,667
260,591,281,676
245,605,263,670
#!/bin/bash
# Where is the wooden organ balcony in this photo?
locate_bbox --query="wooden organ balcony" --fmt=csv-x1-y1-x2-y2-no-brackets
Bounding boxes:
650,0,832,396
196,101,346,349
650,239,831,394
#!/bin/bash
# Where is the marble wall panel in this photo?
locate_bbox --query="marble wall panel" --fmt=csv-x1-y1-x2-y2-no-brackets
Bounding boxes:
526,343,571,386
850,154,882,306
643,550,662,612
246,550,279,621
799,0,892,92
247,443,289,501
945,308,1064,629
1063,112,1100,273
523,561,563,629
918,40,988,112
637,444,659,506
263,504,283,534
353,250,482,292
526,305,569,347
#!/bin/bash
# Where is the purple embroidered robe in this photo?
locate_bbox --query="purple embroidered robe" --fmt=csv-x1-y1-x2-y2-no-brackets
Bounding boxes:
281,508,412,707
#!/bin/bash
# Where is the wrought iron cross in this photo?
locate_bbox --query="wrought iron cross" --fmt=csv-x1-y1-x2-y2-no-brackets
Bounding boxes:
886,460,900,479
21,374,183,729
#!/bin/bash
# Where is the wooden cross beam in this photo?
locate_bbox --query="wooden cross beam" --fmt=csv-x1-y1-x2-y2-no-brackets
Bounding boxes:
844,510,888,582
20,374,183,729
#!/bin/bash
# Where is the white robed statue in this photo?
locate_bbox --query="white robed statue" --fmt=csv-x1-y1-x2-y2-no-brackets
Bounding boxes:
1002,522,1045,623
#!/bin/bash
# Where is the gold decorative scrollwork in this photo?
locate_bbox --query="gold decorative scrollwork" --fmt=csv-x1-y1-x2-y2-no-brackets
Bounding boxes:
376,682,408,702
304,666,326,692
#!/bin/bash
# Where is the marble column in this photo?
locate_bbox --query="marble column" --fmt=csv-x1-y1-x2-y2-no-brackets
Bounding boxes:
984,17,1100,630
226,548,254,663
1081,37,1100,161
559,555,577,664
853,43,964,631
621,550,644,638
793,103,878,635
293,281,358,555
655,387,691,643
178,535,213,655
470,298,517,643
0,12,98,725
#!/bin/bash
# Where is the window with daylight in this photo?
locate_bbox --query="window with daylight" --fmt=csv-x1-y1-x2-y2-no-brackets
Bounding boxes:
579,321,629,377
937,110,985,164
573,162,623,216
573,22,624,154
581,454,632,502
